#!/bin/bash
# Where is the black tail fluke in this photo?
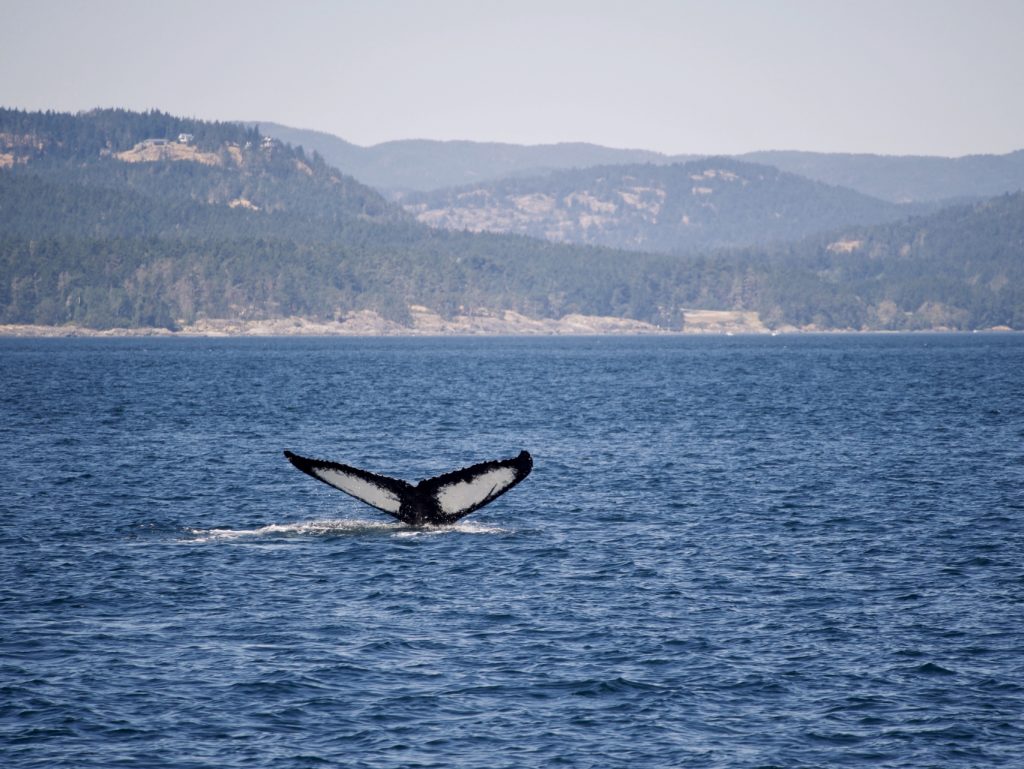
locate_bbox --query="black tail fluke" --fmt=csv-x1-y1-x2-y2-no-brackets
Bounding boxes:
284,450,532,525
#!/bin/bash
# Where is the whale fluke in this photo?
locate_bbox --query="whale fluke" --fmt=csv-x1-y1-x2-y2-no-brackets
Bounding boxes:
284,450,532,526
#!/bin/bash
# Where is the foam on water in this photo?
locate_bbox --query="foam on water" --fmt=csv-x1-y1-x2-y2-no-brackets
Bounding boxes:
394,519,510,537
186,517,508,542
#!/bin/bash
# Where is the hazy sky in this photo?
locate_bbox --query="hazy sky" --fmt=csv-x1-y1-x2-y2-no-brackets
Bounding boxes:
2,0,1022,156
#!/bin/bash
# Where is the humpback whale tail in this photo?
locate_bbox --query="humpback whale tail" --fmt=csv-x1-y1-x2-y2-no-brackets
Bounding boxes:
283,450,532,526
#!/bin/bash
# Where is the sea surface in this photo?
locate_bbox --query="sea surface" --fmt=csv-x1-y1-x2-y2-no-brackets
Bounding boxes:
1,334,1022,768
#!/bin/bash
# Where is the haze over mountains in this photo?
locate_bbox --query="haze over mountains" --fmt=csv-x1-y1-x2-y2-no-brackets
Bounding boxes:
1,108,1022,333
254,122,680,195
259,122,1024,203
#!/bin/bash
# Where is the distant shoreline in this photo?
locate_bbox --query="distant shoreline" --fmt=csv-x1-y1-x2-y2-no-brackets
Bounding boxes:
0,308,1016,338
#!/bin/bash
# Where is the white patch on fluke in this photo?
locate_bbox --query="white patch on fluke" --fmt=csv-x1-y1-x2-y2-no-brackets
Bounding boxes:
314,468,402,513
435,466,517,515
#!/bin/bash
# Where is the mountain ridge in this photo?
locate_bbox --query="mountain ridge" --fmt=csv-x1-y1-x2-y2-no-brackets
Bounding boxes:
253,121,686,194
255,121,1024,202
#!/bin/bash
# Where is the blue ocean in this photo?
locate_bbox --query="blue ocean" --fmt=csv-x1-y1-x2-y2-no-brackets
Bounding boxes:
2,334,1022,768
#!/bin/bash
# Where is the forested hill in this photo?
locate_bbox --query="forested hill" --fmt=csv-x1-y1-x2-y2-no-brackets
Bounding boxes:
0,108,394,226
721,192,1024,330
401,158,920,253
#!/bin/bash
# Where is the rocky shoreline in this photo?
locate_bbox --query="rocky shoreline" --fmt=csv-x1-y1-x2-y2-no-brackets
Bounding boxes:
0,306,1013,338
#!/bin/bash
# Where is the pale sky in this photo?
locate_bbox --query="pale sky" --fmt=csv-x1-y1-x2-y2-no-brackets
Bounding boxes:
2,0,1022,156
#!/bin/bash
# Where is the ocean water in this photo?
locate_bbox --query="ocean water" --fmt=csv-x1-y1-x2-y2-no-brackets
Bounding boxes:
1,334,1022,768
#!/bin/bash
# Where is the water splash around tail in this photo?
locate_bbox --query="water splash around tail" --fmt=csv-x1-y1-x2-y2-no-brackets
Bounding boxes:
185,517,509,542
